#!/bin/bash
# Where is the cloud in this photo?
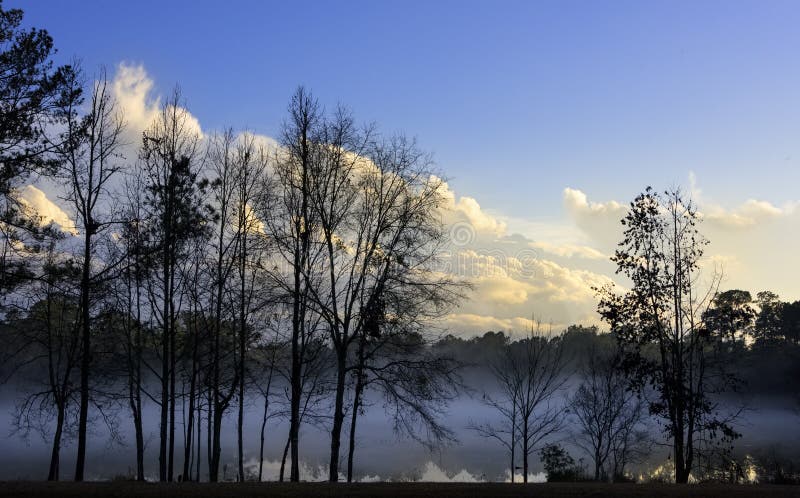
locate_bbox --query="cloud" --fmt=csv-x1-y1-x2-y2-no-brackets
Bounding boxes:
562,185,800,302
438,179,507,239
111,63,160,138
529,240,606,260
18,185,76,235
111,62,203,143
562,187,627,249
703,199,793,229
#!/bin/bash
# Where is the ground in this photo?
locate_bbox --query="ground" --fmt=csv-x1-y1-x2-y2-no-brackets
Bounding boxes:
1,482,799,498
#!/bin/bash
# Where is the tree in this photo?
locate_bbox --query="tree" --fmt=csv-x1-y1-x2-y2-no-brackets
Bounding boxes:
702,290,756,348
139,89,204,482
598,187,740,484
113,171,149,481
568,344,649,481
53,67,125,481
472,320,567,483
753,291,787,345
0,2,72,295
260,87,324,482
539,443,581,482
468,333,520,483
312,132,462,481
10,247,81,481
345,329,461,482
229,132,271,482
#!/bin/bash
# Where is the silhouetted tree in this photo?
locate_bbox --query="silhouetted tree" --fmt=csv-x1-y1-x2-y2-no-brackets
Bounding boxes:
52,67,125,481
10,248,81,481
568,344,649,481
472,320,567,483
598,187,740,484
0,3,72,295
702,290,756,348
139,89,205,481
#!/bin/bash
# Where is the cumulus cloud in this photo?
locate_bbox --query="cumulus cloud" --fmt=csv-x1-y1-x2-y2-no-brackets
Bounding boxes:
111,63,160,138
111,62,203,144
18,185,76,235
562,187,627,249
528,240,606,260
562,184,800,302
438,178,507,239
703,199,793,229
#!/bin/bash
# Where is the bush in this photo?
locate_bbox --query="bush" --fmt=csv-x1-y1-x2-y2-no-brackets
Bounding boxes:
539,444,584,482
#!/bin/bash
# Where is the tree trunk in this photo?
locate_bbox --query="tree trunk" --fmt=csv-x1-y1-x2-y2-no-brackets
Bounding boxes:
74,230,92,482
289,268,302,482
328,347,347,482
48,401,65,481
510,424,515,483
237,327,245,482
258,393,269,482
182,338,197,481
210,408,223,482
159,256,171,482
522,418,529,483
346,370,363,483
279,433,290,482
346,338,366,483
168,291,177,482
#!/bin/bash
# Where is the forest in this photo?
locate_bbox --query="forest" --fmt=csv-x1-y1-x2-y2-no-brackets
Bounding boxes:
1,2,799,493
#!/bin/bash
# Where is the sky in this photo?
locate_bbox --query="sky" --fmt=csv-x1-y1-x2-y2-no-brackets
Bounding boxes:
15,0,800,336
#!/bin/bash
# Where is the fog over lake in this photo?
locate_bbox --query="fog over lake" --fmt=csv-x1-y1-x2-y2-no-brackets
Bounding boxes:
2,385,798,482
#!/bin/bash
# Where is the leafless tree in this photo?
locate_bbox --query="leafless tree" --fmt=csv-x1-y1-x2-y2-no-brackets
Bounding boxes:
52,67,125,481
258,87,326,482
10,246,81,481
468,333,520,482
568,344,649,481
473,320,567,483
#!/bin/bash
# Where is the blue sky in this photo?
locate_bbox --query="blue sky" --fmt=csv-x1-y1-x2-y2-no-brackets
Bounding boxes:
15,0,800,331
20,0,800,214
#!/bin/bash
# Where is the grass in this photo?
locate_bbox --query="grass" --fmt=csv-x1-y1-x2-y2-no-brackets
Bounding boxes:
0,482,798,498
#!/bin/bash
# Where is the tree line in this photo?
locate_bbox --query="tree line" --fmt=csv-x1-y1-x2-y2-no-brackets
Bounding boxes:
0,3,462,483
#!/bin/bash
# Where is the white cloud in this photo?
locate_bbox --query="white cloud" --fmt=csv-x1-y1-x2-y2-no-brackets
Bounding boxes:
18,185,76,235
111,63,160,138
562,185,800,302
438,178,507,239
529,240,606,260
111,62,203,143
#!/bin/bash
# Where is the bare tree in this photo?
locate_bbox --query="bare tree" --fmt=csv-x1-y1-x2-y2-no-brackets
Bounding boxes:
568,344,649,481
112,170,150,481
259,87,325,482
51,67,125,481
229,132,271,482
473,320,567,483
469,333,520,483
10,246,81,481
346,328,461,482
